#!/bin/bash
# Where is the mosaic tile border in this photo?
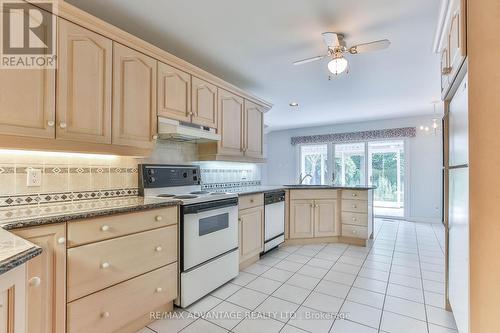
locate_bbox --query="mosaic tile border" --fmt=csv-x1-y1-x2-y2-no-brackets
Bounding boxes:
0,188,139,207
5,166,138,174
202,181,261,190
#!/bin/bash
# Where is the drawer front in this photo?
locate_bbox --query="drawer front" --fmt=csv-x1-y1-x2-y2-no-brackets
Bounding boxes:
239,193,263,210
67,225,177,301
290,189,337,200
342,224,368,239
341,211,368,226
341,190,368,201
67,263,177,333
342,199,368,213
67,206,177,247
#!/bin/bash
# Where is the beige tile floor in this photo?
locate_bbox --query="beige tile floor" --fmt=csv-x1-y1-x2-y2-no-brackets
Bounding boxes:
139,219,456,333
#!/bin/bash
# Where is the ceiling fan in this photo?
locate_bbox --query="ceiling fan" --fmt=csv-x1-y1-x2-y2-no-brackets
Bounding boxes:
293,32,391,76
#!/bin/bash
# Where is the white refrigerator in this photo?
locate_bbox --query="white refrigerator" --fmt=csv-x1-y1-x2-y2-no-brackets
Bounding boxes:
448,73,469,333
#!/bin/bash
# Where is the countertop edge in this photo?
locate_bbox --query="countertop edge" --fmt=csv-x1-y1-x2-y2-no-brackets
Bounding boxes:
0,245,42,276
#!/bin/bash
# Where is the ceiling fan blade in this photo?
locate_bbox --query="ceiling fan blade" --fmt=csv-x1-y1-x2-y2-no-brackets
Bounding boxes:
349,39,391,54
293,55,326,66
322,32,339,48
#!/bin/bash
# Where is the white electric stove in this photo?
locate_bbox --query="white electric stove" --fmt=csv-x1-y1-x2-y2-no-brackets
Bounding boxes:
139,164,239,308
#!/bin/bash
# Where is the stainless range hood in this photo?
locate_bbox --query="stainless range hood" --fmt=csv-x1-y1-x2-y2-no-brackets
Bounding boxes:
157,117,221,142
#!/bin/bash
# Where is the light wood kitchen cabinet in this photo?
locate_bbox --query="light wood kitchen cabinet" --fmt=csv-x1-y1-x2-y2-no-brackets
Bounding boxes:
191,77,218,128
0,4,55,140
12,224,66,333
158,62,191,122
244,100,264,159
289,200,315,239
217,89,244,156
57,19,112,144
239,206,264,263
0,265,26,333
314,199,338,237
112,43,157,149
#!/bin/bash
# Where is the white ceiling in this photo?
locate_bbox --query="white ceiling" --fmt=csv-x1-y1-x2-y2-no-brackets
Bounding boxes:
66,0,441,131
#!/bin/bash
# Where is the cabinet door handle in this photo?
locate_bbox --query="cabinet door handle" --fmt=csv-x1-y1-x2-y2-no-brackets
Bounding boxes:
155,215,163,222
59,122,67,129
101,312,110,319
57,237,66,244
152,134,159,140
155,287,163,293
100,262,110,269
28,276,41,287
100,225,110,232
155,246,163,252
47,120,55,127
442,66,452,75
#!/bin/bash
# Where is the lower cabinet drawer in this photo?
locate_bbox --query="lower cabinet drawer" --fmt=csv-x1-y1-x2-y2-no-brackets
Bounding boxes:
341,211,368,226
239,193,264,210
67,225,177,301
342,199,368,213
342,224,368,239
67,263,177,333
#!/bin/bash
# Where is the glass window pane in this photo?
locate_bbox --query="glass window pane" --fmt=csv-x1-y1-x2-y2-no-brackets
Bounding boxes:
333,143,366,186
300,144,328,185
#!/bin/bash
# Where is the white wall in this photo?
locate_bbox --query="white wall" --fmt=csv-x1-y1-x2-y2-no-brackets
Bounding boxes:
264,115,443,223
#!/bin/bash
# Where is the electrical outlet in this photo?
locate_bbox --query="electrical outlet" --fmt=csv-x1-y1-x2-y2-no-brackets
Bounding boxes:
27,168,42,187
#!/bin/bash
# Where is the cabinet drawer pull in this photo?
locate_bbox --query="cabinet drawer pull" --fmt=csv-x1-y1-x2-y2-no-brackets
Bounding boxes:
59,122,67,129
28,276,41,287
155,246,163,252
100,262,110,269
100,225,110,232
155,287,163,293
155,215,163,222
352,204,357,209
152,134,159,140
47,120,55,127
351,193,357,197
250,199,254,203
315,204,319,208
352,229,358,234
352,217,357,221
101,312,110,318
57,237,66,244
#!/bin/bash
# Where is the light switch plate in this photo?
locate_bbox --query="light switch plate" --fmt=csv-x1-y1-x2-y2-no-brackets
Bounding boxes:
27,168,42,187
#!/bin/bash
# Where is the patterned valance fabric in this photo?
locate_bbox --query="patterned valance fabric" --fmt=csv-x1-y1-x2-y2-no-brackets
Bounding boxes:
291,127,416,145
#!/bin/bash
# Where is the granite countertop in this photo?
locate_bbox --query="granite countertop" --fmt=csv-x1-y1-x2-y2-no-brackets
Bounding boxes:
213,185,375,195
0,196,180,275
0,228,41,275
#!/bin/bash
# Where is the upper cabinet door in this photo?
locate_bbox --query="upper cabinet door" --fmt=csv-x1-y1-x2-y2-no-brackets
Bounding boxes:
218,89,244,156
0,5,55,139
112,43,157,149
57,19,112,144
244,100,264,159
157,62,191,122
191,77,217,129
447,0,466,80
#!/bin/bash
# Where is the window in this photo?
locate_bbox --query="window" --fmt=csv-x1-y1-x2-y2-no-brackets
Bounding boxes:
299,144,328,185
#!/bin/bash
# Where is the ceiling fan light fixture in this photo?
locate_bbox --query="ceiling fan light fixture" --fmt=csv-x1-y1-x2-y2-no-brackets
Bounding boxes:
327,56,348,75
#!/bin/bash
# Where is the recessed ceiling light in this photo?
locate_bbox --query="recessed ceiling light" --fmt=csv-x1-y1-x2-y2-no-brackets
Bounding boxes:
289,102,299,107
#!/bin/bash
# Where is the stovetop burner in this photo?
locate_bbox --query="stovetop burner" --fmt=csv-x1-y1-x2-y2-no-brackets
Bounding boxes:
190,191,210,195
174,195,198,199
157,194,175,198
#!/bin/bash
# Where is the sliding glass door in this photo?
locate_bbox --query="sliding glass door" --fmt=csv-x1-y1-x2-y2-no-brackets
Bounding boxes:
368,141,405,217
299,139,406,218
333,142,366,186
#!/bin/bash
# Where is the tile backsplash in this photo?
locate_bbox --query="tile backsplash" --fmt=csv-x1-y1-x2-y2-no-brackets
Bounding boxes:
0,141,263,206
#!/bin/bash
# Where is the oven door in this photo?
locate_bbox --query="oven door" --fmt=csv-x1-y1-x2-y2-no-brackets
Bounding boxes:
182,199,238,271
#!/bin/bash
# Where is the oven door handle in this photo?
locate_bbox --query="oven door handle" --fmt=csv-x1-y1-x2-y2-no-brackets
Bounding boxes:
183,198,238,215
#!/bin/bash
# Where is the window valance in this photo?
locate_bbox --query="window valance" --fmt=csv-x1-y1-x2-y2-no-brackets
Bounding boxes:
290,127,416,145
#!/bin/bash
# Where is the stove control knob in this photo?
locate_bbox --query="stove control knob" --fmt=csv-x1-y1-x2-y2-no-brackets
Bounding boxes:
183,172,187,178
148,169,155,175
149,176,156,183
